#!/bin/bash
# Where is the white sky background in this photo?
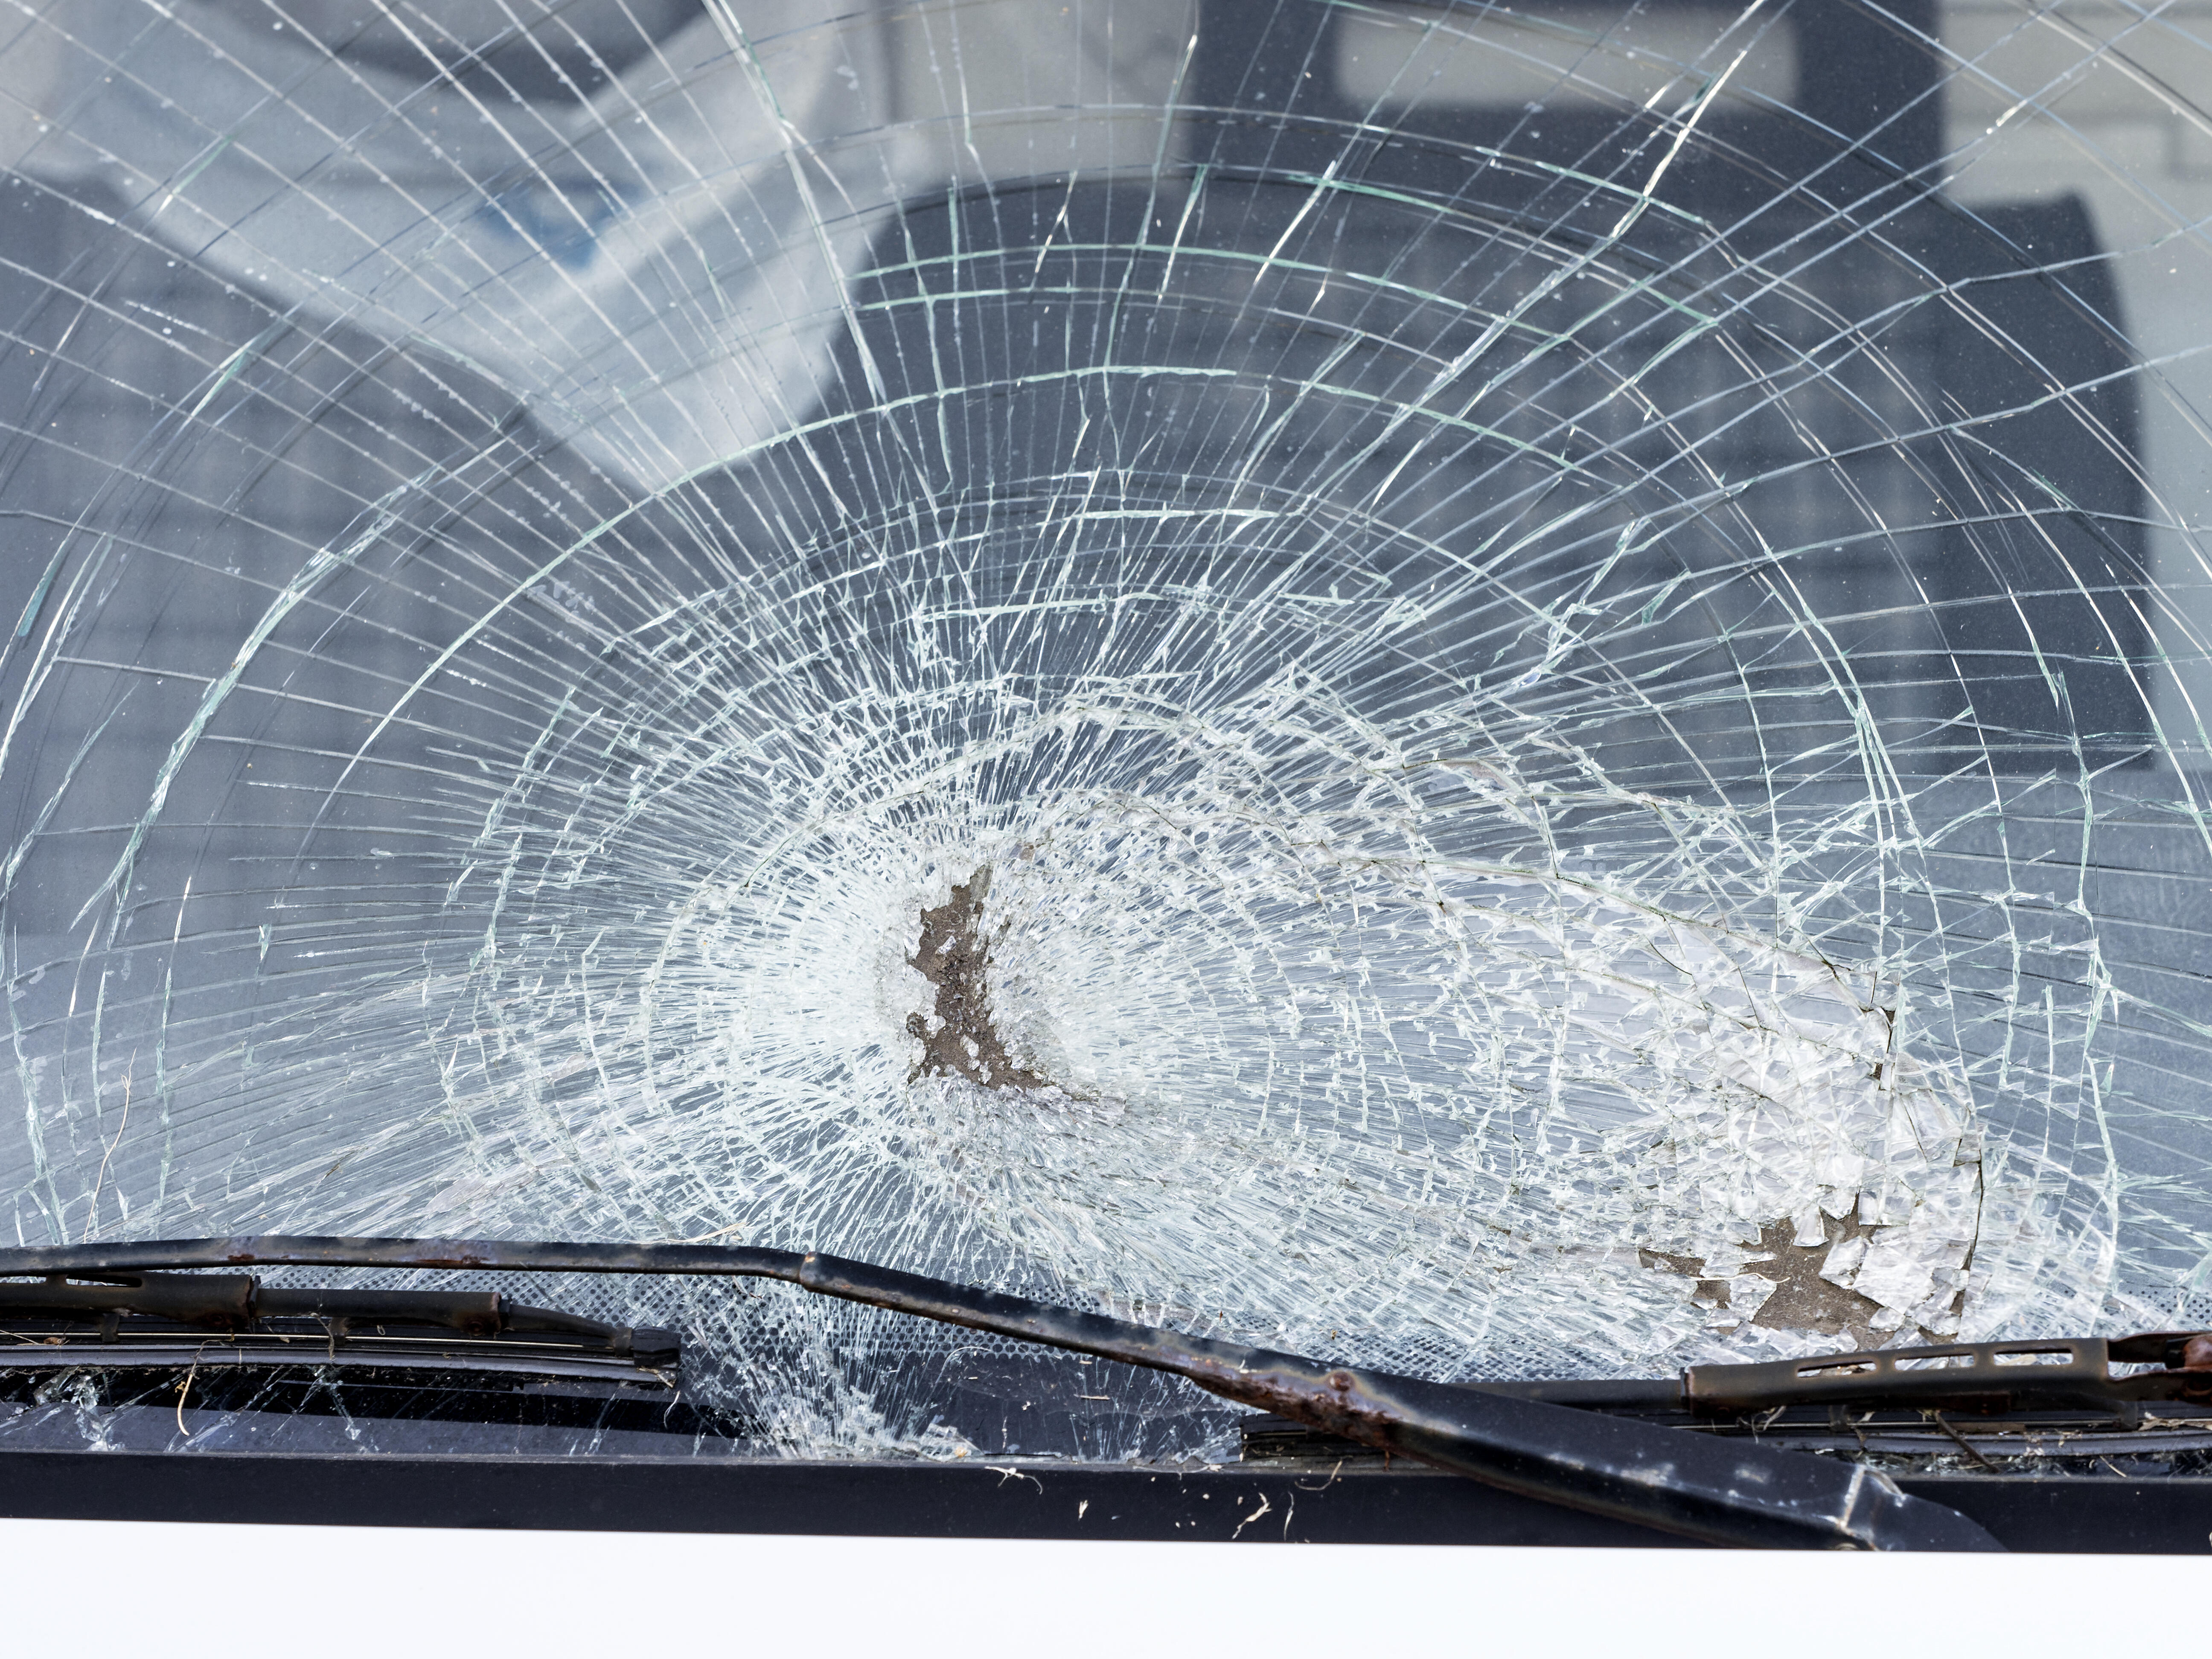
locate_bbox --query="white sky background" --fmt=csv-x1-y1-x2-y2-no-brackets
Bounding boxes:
0,1520,2204,1659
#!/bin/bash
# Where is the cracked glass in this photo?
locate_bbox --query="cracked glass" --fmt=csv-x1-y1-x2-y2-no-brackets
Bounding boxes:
3,0,2212,1463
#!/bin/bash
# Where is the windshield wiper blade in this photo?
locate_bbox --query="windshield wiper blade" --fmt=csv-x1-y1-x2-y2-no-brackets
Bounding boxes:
0,1266,678,1365
1681,1333,2212,1415
0,1235,2002,1551
1463,1332,2212,1416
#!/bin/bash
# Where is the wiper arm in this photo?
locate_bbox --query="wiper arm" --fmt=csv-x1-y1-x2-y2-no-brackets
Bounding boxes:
0,1266,677,1364
0,1234,2001,1552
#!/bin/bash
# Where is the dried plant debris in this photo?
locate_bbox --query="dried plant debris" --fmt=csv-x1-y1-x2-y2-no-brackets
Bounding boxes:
1,0,2208,1461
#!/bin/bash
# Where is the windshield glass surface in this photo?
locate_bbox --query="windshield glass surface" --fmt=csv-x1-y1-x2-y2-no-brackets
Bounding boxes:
3,0,2211,1462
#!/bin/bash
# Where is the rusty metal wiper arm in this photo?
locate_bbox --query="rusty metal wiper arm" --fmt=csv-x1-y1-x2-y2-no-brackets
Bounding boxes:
0,1234,2001,1552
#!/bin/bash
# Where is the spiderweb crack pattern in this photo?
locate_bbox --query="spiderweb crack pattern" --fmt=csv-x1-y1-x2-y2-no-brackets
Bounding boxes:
2,0,2210,1458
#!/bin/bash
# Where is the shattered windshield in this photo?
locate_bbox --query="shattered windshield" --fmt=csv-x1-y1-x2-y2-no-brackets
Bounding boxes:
3,0,2212,1464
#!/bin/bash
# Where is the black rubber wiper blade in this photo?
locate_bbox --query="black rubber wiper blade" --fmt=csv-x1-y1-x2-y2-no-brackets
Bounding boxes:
0,1235,2000,1552
1684,1333,2212,1415
0,1265,678,1365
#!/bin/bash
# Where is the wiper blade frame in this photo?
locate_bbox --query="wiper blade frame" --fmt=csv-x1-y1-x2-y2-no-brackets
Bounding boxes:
0,1265,678,1365
1684,1333,2212,1415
